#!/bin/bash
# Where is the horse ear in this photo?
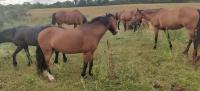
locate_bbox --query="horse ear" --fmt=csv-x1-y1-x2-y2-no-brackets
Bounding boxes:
106,13,108,16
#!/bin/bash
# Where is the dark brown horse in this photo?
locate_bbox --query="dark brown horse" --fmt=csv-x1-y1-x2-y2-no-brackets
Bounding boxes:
51,9,87,28
134,7,200,62
115,10,141,32
36,14,117,81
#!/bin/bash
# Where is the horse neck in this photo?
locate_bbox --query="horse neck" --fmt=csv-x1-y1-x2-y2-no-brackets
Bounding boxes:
88,23,107,40
142,12,157,21
0,30,14,43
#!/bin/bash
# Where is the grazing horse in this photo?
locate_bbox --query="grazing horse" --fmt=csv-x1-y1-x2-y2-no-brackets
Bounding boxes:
36,14,117,81
115,10,141,32
51,9,87,28
0,25,52,67
134,7,200,62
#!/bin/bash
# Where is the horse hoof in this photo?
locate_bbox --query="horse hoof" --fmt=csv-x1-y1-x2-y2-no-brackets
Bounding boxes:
81,74,87,79
13,63,17,67
27,63,31,66
48,76,55,81
54,62,58,64
63,59,68,63
153,47,157,50
81,75,87,79
182,51,188,56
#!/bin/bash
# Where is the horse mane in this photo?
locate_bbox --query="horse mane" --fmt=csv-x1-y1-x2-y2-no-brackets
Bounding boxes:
88,14,114,26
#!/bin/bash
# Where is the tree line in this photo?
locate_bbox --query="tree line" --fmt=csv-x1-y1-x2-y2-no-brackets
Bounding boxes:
22,0,200,8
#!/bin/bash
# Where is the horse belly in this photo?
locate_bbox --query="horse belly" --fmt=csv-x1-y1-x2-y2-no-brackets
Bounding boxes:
51,36,83,54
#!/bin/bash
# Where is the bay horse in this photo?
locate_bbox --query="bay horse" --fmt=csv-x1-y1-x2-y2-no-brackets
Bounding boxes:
0,25,67,67
51,9,87,28
134,7,200,62
36,14,117,81
115,10,141,32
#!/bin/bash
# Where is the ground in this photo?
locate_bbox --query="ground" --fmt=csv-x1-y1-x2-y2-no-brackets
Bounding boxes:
0,3,200,91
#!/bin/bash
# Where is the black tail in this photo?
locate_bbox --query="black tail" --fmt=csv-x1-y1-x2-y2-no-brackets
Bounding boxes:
51,13,57,25
196,9,200,44
36,46,48,73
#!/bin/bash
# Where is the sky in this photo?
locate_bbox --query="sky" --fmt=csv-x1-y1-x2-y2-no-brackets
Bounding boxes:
0,0,73,5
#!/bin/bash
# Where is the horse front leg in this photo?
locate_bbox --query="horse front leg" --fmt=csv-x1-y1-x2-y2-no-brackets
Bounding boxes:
81,52,93,79
12,46,23,67
153,28,159,49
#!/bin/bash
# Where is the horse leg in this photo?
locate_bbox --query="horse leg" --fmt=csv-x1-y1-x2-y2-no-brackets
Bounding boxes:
133,23,137,32
118,20,121,30
123,21,127,32
43,49,54,81
24,46,32,66
183,30,195,55
74,24,77,28
164,29,172,50
62,53,67,63
88,53,94,77
81,52,93,79
12,46,23,67
58,23,63,28
153,28,159,49
54,50,59,64
193,38,198,64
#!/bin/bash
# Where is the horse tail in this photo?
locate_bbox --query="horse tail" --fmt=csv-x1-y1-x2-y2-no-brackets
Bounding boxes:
36,46,47,73
51,13,57,25
196,9,200,44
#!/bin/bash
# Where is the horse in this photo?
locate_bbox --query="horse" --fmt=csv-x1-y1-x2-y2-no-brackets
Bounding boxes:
51,9,87,28
36,14,117,81
115,10,141,32
0,25,67,67
134,7,200,62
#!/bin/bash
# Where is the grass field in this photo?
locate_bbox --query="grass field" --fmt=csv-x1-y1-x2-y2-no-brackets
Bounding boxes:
1,3,200,91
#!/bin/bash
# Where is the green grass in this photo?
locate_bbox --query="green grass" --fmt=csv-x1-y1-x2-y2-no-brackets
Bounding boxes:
1,3,200,91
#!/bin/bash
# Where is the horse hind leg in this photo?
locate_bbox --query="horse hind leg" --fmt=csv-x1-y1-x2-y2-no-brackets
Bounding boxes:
12,46,23,67
164,29,172,50
62,53,67,63
24,46,32,66
54,50,59,64
183,29,195,55
43,48,54,81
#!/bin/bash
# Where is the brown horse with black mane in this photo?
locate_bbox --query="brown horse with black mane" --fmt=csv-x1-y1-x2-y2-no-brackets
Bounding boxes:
115,10,141,32
134,7,200,62
36,14,117,81
51,9,87,28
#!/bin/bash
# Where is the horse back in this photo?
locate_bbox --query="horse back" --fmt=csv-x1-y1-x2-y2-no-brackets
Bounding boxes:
153,7,199,29
55,10,85,25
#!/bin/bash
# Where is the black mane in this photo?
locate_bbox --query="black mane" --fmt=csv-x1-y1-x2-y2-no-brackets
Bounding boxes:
88,14,115,27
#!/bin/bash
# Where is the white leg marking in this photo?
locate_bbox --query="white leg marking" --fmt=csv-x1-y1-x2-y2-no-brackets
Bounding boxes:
43,70,55,81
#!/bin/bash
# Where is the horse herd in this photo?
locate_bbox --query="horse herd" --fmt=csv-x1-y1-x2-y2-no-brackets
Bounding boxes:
1,6,200,81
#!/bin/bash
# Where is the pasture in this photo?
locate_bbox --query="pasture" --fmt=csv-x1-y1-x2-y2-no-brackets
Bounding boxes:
1,3,200,91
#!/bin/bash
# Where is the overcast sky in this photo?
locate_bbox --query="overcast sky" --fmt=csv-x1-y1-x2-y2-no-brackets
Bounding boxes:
0,0,73,5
